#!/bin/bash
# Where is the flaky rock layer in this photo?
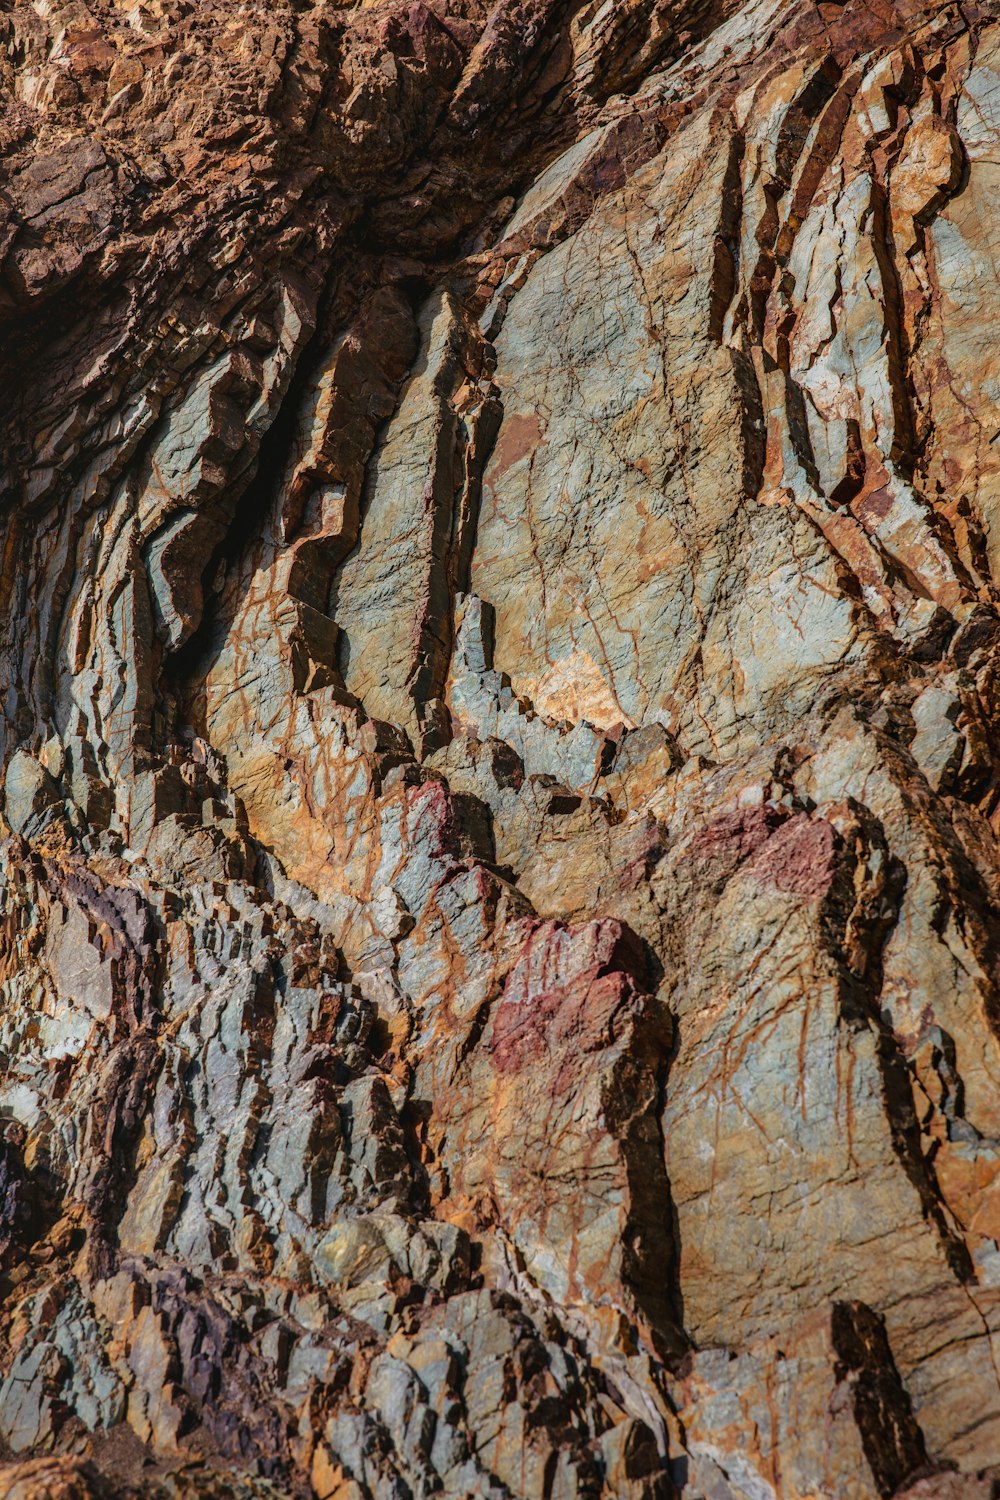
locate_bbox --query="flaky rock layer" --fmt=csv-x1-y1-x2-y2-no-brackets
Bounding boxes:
3,0,1000,1494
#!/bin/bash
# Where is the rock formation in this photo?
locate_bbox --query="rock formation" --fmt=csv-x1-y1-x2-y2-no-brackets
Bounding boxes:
2,0,1000,1493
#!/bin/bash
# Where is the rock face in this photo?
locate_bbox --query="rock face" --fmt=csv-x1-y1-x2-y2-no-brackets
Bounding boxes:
4,0,1000,1494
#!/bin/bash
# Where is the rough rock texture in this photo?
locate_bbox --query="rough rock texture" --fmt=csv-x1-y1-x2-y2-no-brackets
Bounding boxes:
3,0,1000,1494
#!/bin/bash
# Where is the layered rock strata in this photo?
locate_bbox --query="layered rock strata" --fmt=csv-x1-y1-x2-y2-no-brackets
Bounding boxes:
3,0,1000,1494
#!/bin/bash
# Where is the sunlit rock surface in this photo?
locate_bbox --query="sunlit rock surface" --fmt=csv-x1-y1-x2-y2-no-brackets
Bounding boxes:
3,0,1000,1494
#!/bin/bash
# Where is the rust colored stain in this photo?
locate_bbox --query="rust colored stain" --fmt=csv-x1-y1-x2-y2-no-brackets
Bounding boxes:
489,412,545,479
750,815,838,900
491,969,634,1079
688,805,786,863
489,917,645,1078
853,485,894,523
687,807,836,898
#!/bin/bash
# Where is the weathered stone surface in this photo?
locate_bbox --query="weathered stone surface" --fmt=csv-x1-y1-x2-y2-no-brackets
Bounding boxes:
4,0,1000,1495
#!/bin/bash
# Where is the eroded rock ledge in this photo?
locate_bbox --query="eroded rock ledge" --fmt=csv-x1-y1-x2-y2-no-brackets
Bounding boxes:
3,0,1000,1494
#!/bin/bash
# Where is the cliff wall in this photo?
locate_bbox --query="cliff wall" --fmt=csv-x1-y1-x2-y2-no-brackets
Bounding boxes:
3,1,1000,1495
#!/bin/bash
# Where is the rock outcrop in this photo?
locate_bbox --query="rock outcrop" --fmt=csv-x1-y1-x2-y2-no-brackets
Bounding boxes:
3,0,1000,1494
